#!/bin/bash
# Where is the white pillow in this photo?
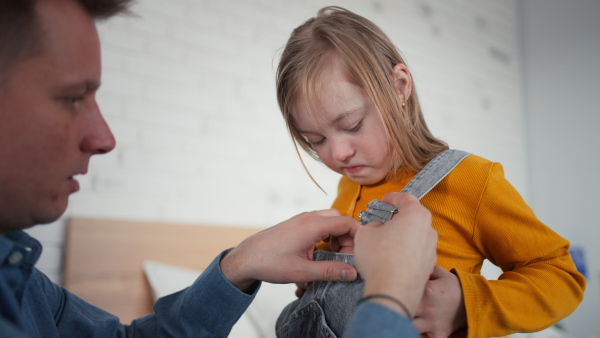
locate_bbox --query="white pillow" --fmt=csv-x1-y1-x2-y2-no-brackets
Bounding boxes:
142,261,200,300
142,260,261,338
246,282,297,338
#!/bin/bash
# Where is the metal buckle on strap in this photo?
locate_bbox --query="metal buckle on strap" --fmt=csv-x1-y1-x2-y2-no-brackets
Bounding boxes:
358,200,398,225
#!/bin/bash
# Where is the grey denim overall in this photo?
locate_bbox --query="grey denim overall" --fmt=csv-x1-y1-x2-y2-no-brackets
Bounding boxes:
276,149,470,338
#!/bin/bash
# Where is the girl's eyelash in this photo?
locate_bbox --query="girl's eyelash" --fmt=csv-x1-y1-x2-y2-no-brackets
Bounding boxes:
311,138,325,146
305,120,362,146
303,135,325,146
347,121,362,132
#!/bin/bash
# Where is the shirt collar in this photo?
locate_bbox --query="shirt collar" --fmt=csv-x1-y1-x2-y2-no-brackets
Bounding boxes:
0,230,42,266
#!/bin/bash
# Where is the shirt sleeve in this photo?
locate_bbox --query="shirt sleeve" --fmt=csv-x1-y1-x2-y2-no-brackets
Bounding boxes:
50,249,258,337
457,162,586,338
344,301,419,338
0,318,28,338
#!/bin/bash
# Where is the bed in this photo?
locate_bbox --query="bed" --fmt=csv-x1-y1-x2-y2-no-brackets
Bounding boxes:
63,217,296,337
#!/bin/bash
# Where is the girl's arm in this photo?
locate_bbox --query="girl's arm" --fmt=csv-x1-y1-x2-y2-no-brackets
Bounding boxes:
458,162,585,338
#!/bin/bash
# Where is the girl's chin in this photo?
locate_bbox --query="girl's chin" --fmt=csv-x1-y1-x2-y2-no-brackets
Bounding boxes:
348,175,386,186
339,167,387,185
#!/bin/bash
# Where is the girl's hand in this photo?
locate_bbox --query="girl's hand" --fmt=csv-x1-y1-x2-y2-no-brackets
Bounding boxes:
294,281,312,297
329,232,356,253
413,266,467,337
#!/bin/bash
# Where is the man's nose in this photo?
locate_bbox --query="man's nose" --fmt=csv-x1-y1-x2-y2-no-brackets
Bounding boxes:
80,102,116,155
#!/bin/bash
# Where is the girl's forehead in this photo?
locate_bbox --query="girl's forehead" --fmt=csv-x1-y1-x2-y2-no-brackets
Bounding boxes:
291,55,366,127
292,86,368,132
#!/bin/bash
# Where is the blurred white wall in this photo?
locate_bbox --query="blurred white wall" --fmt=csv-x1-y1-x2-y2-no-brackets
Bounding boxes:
520,0,600,337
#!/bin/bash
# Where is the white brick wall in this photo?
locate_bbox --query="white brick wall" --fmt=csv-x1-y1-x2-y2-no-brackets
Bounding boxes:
27,0,523,284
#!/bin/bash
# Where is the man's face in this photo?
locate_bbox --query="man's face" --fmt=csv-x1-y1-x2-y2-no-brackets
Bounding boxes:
0,0,116,232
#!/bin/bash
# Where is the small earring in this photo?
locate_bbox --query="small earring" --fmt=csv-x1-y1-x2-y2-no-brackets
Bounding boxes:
402,102,406,107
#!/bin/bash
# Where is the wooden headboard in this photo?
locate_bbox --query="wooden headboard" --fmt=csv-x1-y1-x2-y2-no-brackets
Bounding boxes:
63,218,262,324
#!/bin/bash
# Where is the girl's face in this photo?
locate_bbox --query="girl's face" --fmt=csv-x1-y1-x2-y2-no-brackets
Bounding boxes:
293,61,393,186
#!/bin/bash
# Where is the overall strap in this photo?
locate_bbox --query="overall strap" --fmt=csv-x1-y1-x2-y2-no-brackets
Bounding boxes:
358,149,470,225
401,149,470,199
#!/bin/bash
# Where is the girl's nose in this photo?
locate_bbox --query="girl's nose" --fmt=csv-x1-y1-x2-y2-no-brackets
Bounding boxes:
331,138,355,162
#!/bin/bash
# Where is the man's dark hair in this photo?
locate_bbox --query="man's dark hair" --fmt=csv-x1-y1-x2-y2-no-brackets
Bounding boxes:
0,0,134,84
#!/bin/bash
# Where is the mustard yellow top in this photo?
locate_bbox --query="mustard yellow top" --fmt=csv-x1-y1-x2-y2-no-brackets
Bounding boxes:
318,154,585,338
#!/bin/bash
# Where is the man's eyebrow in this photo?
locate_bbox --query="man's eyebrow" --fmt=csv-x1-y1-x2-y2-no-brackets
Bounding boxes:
59,80,101,92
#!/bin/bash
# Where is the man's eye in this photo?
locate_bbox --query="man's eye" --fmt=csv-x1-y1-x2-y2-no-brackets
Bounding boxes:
63,96,86,111
65,97,83,105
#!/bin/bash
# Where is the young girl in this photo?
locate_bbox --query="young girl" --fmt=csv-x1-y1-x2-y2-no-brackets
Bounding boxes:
275,6,585,338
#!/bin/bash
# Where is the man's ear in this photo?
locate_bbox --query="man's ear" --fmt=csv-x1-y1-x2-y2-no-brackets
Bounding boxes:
392,63,413,103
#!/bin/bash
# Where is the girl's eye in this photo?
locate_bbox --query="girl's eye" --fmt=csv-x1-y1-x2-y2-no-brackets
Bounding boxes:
302,135,326,147
347,121,362,132
310,137,326,146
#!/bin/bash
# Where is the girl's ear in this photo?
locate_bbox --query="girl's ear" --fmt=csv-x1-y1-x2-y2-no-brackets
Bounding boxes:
392,63,413,103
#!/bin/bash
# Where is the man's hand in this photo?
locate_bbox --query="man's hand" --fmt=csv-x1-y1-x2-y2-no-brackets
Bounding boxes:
293,222,357,298
413,266,467,337
354,193,437,317
220,209,361,291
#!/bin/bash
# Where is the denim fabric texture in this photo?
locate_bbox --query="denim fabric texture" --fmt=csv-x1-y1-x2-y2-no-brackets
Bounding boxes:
276,149,469,338
277,250,362,338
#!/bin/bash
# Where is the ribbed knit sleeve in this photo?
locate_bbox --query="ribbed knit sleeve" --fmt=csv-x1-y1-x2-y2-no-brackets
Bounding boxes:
451,160,586,338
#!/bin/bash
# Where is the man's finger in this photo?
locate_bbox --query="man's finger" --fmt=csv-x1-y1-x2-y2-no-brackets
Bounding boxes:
381,192,419,208
360,219,384,229
311,208,341,217
337,233,354,247
313,215,361,239
302,260,357,282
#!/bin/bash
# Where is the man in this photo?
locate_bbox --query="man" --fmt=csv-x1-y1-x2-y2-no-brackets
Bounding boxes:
0,0,437,336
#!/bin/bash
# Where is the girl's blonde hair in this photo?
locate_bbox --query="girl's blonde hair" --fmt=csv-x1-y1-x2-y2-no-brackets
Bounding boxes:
276,6,448,179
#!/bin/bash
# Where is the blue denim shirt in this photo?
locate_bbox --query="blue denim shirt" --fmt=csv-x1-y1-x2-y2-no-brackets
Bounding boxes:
0,230,258,337
0,230,418,338
347,302,419,338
